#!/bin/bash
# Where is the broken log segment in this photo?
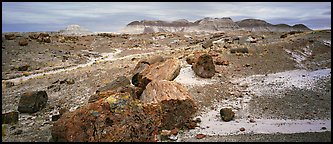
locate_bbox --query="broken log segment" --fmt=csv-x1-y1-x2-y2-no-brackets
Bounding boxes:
131,55,165,86
52,92,161,142
141,80,197,130
133,58,181,89
96,76,131,93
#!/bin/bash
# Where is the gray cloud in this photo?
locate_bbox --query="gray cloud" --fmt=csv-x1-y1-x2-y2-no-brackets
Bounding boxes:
2,2,331,32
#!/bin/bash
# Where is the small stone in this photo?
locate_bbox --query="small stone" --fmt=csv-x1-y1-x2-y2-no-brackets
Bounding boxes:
2,111,19,124
220,108,235,122
170,128,179,135
195,118,201,123
240,127,245,131
249,119,255,123
195,134,206,139
160,130,171,136
321,127,327,130
52,115,61,121
14,129,23,135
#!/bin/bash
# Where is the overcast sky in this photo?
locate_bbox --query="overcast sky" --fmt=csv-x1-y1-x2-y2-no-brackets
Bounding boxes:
2,2,331,32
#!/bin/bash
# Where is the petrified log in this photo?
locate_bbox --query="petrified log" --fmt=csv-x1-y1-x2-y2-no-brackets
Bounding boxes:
96,76,130,93
192,54,215,78
51,92,161,142
18,91,48,113
230,47,249,53
141,80,197,129
133,58,181,89
89,85,143,103
131,55,165,86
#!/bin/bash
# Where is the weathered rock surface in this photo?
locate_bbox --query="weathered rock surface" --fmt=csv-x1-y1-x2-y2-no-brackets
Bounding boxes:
215,57,229,66
230,47,249,54
51,92,161,142
18,91,48,113
133,58,181,89
96,76,131,93
141,80,197,129
220,108,235,122
131,55,165,86
192,54,215,78
2,111,19,124
89,85,143,103
18,38,29,46
4,34,15,40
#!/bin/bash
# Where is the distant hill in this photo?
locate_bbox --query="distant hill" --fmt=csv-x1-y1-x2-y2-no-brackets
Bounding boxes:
58,24,93,36
120,17,312,34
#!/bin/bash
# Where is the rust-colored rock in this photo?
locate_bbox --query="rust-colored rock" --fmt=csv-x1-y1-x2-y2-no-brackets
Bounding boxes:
131,55,164,86
18,38,29,46
195,134,206,139
134,58,181,89
192,54,215,78
51,92,161,142
141,80,197,130
215,57,229,66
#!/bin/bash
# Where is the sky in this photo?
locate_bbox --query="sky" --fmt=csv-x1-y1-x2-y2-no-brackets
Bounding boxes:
2,2,331,32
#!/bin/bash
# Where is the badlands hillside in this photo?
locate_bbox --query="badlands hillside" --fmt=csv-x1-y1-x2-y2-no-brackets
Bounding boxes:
1,18,331,142
120,17,311,34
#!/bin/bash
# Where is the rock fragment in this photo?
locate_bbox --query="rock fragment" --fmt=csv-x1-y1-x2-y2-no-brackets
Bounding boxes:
192,54,215,78
18,91,48,113
219,108,234,122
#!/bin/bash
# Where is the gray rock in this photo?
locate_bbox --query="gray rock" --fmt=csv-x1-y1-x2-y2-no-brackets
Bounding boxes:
220,108,235,122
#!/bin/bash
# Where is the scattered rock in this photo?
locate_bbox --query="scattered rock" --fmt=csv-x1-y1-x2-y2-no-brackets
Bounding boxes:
170,128,179,135
5,34,16,40
14,129,23,135
195,134,206,139
192,54,215,78
17,64,30,71
52,114,61,121
240,127,245,131
230,48,249,53
280,33,288,38
4,81,15,88
219,108,234,122
141,80,197,129
2,111,19,124
160,130,171,136
202,40,213,49
215,57,229,66
249,119,256,123
18,38,29,46
18,91,48,113
51,92,161,142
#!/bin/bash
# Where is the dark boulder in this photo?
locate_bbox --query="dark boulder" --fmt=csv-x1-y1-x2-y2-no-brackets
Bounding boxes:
192,54,215,78
18,91,48,113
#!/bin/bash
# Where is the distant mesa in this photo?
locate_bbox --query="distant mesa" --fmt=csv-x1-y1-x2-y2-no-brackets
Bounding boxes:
120,17,312,34
58,24,92,36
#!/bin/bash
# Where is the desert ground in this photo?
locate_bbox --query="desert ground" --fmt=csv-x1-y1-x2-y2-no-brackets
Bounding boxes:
2,29,331,142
